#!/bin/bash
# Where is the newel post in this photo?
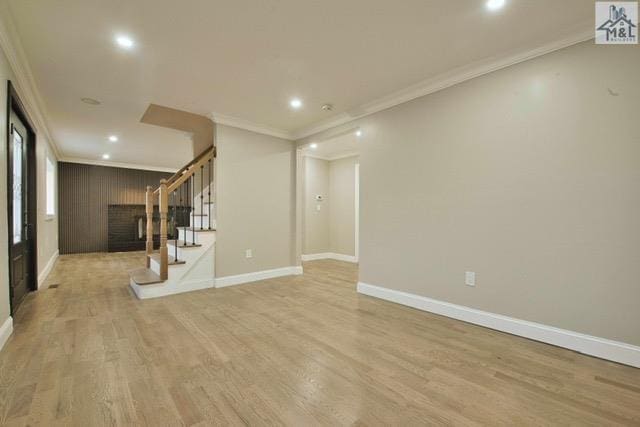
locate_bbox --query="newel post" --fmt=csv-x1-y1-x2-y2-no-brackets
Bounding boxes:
159,179,169,280
145,185,154,267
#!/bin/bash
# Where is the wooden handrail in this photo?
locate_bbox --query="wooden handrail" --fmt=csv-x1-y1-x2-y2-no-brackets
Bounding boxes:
167,148,215,194
161,145,215,189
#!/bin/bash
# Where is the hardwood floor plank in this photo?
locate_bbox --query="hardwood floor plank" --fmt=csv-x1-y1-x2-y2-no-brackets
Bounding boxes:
0,252,637,426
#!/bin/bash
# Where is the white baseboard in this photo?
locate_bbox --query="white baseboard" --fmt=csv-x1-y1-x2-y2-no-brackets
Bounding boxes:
357,282,640,369
301,252,358,263
215,265,303,288
38,250,59,289
0,317,13,353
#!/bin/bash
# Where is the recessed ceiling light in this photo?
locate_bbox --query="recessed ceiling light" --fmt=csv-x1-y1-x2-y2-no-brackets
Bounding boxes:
81,97,101,105
310,143,318,149
355,130,362,137
290,98,303,109
486,0,506,11
108,135,118,142
102,154,110,160
115,35,135,49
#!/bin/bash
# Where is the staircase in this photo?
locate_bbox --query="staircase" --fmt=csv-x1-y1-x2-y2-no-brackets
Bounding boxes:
129,146,216,299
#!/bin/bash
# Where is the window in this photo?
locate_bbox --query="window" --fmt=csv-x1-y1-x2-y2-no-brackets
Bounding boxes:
46,156,55,216
12,129,23,243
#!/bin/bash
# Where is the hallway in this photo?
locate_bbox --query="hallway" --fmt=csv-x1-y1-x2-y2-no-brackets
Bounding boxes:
0,253,638,425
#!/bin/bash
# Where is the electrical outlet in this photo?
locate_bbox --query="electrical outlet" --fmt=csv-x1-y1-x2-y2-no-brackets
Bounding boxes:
465,271,475,287
245,249,253,259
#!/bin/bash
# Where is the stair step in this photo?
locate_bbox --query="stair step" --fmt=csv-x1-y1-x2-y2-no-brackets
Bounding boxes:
191,214,208,217
180,227,216,232
129,267,164,285
169,243,203,248
148,254,186,265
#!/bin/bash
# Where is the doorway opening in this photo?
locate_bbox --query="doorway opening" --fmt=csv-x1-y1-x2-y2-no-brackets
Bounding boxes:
6,81,38,315
299,129,360,280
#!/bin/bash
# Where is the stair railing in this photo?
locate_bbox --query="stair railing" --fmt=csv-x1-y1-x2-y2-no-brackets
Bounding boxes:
145,145,216,280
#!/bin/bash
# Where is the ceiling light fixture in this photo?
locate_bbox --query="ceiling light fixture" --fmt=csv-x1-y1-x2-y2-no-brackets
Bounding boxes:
310,143,318,149
81,97,101,105
102,154,110,160
108,135,118,142
486,0,506,11
355,130,362,137
290,98,303,109
115,35,135,49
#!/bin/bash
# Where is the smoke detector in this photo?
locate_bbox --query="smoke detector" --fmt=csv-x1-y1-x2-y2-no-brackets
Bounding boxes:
321,103,333,112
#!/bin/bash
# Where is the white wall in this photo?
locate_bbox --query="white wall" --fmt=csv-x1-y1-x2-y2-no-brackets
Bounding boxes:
297,41,640,347
329,156,358,257
302,156,330,254
215,125,296,277
0,43,59,328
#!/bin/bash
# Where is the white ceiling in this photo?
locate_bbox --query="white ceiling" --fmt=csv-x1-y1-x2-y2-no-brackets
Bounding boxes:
5,0,593,169
301,131,360,160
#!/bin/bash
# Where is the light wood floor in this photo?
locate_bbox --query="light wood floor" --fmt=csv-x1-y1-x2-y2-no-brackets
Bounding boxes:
0,252,639,426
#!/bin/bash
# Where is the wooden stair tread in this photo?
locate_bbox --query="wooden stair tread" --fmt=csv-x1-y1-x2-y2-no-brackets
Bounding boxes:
148,254,186,265
169,242,202,248
129,268,164,285
180,227,216,232
191,214,208,216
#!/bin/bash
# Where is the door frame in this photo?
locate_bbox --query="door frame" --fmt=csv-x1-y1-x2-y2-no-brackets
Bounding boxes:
6,80,38,315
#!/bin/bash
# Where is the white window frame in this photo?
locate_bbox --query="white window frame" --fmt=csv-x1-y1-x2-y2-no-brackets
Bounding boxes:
45,155,56,218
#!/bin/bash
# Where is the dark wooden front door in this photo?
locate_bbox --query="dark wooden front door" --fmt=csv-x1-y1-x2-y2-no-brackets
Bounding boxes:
8,101,34,313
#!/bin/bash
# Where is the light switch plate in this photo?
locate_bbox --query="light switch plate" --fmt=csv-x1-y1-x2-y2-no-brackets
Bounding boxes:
465,271,475,287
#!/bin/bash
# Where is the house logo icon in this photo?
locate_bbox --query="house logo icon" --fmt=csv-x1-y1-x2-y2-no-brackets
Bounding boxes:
595,2,638,44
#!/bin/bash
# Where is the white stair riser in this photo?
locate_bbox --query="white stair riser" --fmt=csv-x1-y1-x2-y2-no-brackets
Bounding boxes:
178,228,217,245
150,256,187,278
167,244,194,260
190,216,215,229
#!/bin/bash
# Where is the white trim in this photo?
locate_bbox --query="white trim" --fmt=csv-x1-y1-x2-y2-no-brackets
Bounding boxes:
38,249,59,289
292,29,594,140
0,317,13,353
211,112,293,140
301,253,358,263
215,265,303,288
354,163,359,263
357,282,640,368
301,253,332,261
0,9,61,159
302,152,360,162
60,157,178,173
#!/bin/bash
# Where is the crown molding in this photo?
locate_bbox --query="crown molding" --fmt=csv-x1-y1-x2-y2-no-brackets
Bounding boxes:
211,112,293,140
60,157,178,173
0,5,62,159
292,28,595,140
302,151,359,162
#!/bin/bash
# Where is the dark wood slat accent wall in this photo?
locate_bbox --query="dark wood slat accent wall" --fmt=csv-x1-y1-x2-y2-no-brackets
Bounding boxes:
58,162,173,254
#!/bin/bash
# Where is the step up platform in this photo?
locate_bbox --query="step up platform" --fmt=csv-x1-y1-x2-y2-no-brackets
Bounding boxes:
129,267,163,285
